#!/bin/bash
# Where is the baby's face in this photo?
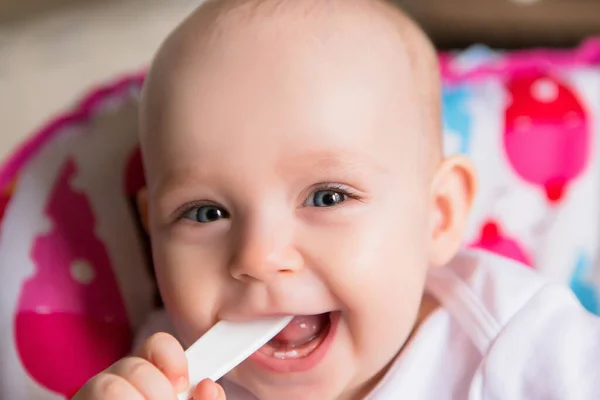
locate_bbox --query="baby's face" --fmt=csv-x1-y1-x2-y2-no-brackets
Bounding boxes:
143,10,439,400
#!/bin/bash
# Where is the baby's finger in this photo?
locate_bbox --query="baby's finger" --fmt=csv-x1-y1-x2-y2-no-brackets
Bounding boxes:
109,356,178,400
73,373,145,400
192,379,226,400
137,332,189,392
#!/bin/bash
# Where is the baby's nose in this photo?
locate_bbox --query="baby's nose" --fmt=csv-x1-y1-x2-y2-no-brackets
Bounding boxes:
228,222,303,283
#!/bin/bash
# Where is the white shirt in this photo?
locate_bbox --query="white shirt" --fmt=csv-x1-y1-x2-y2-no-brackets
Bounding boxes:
367,250,600,400
137,250,600,399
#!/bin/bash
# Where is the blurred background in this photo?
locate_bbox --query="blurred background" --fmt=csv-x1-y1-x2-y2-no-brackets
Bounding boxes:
1,0,599,161
0,0,196,161
0,1,600,399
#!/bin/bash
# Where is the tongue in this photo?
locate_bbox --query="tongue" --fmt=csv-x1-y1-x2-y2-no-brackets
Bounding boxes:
271,314,329,345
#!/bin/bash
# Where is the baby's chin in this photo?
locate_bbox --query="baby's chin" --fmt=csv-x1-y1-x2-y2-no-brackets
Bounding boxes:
223,372,351,400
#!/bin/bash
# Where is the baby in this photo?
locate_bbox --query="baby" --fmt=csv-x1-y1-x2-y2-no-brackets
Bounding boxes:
74,0,600,399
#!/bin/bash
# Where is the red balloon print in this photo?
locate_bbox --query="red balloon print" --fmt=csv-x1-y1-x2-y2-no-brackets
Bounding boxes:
471,220,533,267
504,74,590,204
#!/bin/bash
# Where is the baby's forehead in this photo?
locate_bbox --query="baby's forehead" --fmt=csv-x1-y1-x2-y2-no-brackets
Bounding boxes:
140,0,441,183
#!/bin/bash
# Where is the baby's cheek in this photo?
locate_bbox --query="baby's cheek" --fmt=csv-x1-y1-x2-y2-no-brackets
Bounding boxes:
153,241,223,345
352,272,425,364
161,285,220,347
333,214,428,357
318,201,428,308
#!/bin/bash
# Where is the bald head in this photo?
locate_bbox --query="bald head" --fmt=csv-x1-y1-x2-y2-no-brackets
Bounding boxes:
141,0,441,160
139,0,443,192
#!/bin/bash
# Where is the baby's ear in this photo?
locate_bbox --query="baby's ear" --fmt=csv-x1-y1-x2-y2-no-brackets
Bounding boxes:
428,155,477,268
136,187,150,233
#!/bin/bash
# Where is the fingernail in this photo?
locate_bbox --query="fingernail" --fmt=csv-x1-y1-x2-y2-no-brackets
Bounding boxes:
175,376,188,392
210,382,220,399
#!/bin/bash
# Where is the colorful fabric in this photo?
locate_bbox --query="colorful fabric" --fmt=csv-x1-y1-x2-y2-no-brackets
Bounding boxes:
2,38,600,398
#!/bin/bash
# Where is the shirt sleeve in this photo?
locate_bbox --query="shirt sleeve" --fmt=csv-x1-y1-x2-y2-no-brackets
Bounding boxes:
478,284,600,400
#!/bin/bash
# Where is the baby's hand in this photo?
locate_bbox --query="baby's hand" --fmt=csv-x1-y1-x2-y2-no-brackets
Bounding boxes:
73,332,226,400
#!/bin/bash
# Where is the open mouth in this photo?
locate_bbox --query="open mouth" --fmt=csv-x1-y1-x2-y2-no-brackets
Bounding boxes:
250,312,338,373
260,313,331,359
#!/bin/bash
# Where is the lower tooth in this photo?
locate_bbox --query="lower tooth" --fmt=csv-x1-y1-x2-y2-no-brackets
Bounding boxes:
273,350,299,359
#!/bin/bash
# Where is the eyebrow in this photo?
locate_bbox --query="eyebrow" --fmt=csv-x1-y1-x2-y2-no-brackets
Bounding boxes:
152,149,388,203
280,149,389,175
151,167,212,203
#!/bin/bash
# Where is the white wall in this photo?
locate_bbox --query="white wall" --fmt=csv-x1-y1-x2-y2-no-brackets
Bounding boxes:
0,0,199,161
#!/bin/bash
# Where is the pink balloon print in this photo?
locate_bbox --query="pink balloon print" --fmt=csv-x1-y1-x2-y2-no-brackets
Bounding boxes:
14,159,132,398
470,220,533,267
504,74,590,204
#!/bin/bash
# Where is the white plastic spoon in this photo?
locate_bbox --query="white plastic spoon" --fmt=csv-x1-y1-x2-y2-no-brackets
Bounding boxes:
177,316,293,400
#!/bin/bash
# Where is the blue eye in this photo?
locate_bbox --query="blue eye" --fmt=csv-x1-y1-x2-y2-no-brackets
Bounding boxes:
184,205,230,223
306,190,348,207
